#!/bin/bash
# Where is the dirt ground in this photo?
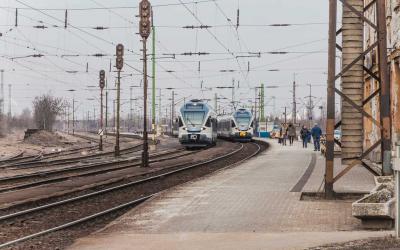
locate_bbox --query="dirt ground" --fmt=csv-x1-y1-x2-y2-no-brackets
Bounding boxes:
0,130,92,159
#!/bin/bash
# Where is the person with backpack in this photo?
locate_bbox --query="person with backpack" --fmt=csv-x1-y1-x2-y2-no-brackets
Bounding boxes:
300,125,310,148
311,123,322,151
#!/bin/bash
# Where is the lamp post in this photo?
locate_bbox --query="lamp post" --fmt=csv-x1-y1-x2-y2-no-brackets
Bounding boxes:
67,89,76,135
139,0,151,167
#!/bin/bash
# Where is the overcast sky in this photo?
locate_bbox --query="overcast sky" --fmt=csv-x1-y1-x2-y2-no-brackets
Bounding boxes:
0,0,331,119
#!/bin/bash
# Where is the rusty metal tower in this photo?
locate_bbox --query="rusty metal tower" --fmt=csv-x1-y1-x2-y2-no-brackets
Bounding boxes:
325,0,391,198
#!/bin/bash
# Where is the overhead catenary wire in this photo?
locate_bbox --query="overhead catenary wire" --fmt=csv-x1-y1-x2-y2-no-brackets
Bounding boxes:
2,0,218,11
177,0,249,87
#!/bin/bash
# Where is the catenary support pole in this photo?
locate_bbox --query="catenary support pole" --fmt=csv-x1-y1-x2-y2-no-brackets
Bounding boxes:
130,86,133,132
72,98,75,135
325,0,337,199
376,0,392,175
152,21,156,142
292,76,296,124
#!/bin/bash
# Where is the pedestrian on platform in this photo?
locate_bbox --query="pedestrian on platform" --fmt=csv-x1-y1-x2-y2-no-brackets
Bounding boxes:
300,125,310,148
311,123,322,151
279,123,287,146
287,123,296,146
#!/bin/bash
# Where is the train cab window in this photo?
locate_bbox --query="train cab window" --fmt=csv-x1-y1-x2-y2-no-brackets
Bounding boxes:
178,117,184,127
205,117,211,127
231,120,236,128
212,118,217,129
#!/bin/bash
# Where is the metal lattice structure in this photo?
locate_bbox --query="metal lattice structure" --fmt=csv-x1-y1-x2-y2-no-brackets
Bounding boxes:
325,0,392,198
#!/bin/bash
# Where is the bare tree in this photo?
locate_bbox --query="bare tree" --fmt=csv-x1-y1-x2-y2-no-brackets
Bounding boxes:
33,94,65,131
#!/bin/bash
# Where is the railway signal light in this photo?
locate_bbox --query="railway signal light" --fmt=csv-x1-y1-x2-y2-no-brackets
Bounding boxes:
99,70,105,89
139,0,151,39
116,44,124,70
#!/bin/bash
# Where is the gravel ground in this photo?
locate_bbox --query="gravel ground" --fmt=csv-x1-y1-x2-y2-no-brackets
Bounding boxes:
309,235,400,249
0,141,266,250
0,149,191,194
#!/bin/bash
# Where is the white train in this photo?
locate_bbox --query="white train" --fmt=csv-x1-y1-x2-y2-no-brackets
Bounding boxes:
177,99,218,148
217,109,254,142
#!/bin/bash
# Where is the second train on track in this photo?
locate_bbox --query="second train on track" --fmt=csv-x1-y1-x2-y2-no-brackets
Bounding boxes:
177,100,254,148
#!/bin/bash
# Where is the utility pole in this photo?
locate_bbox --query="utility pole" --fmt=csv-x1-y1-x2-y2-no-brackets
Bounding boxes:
139,0,151,168
260,84,265,122
214,93,218,114
130,86,133,132
99,70,105,151
113,99,116,129
115,44,124,157
87,111,90,131
67,105,70,133
7,84,11,120
72,98,75,135
272,96,276,119
305,84,315,128
284,106,287,124
231,78,235,112
292,75,297,124
158,88,162,133
171,90,175,134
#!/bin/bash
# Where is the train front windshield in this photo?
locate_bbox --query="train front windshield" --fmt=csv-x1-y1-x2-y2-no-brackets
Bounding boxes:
235,117,251,127
183,111,205,127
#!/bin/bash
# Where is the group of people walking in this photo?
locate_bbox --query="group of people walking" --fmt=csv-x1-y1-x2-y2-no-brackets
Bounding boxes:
278,123,322,151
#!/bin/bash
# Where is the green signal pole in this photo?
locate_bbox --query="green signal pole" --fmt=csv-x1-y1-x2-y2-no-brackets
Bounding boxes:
151,12,156,142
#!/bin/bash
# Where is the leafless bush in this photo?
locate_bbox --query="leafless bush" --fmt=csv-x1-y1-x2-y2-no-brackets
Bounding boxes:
33,94,65,131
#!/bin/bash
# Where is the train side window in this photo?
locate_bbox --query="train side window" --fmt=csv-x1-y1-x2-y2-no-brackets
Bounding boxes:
205,117,211,127
231,120,235,128
250,121,254,128
178,117,183,127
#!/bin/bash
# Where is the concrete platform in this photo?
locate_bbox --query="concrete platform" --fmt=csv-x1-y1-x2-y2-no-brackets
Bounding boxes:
69,139,391,250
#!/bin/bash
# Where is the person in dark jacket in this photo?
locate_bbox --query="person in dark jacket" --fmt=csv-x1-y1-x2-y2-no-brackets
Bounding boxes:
300,125,310,148
287,123,296,146
311,123,322,151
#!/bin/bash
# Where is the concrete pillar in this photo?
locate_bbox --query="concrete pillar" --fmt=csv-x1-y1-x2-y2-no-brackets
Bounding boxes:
341,0,364,164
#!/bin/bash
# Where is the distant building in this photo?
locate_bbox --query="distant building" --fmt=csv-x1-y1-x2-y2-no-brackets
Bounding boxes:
364,0,400,161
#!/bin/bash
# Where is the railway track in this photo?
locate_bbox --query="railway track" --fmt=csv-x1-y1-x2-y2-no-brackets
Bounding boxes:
0,141,98,167
0,131,105,166
0,148,192,193
0,143,143,170
0,141,265,249
0,131,144,168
